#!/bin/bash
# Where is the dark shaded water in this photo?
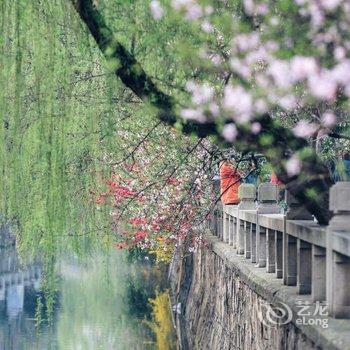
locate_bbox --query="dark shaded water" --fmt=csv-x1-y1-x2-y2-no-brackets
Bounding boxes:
0,240,176,350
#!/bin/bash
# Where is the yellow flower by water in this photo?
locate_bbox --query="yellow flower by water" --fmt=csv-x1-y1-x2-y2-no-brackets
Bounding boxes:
148,291,176,350
150,240,175,263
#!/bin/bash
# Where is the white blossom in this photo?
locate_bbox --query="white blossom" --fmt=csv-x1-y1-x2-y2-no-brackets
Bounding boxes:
222,123,238,142
286,155,302,176
150,0,164,20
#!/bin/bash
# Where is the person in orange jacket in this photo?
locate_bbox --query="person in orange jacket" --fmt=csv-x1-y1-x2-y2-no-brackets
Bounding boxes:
219,160,241,205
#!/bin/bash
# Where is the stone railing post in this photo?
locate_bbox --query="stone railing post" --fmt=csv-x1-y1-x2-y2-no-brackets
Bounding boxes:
283,190,314,291
327,182,350,318
275,230,283,278
222,205,230,243
250,223,257,264
256,183,279,268
210,176,221,236
297,240,312,294
257,183,280,214
217,202,223,240
238,183,256,210
237,184,256,255
312,245,326,302
225,206,237,247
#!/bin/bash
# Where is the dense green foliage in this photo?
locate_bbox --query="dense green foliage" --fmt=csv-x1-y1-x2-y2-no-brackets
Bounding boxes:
1,1,104,249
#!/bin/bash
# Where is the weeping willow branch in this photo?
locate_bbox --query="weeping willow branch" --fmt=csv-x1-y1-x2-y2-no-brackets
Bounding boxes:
70,0,334,224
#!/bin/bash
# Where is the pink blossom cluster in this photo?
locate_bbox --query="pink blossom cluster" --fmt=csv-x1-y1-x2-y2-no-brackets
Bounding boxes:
295,0,346,31
181,80,217,123
150,0,164,20
171,0,213,21
149,0,350,176
95,132,212,256
151,0,215,33
210,7,347,122
243,0,269,16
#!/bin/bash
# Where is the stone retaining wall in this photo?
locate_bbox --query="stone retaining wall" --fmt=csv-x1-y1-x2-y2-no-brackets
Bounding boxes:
170,234,350,350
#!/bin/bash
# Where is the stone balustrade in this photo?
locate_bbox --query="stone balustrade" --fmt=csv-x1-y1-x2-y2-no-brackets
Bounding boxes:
210,181,350,319
0,265,41,301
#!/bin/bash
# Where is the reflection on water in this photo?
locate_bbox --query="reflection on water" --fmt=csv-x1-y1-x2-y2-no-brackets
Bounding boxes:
0,235,176,350
0,244,42,349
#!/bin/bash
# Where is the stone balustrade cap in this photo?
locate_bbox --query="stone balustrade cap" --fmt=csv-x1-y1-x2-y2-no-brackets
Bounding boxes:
238,183,256,200
258,183,279,203
329,181,350,213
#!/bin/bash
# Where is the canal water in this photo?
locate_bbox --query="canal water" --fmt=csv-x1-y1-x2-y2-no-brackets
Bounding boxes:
0,237,177,349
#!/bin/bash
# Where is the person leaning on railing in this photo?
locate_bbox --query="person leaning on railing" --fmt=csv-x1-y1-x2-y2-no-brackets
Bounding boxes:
219,160,241,205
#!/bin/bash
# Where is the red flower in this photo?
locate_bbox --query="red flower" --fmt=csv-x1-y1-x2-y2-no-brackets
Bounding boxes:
135,230,148,242
107,180,118,192
114,241,128,249
95,196,105,205
114,186,136,199
166,177,179,186
138,196,146,203
129,217,148,226
151,222,160,231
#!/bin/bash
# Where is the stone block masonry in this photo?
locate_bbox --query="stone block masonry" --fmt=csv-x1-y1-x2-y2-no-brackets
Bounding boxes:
170,234,350,350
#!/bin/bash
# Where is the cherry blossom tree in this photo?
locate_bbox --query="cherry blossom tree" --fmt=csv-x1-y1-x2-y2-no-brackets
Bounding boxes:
71,0,350,224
